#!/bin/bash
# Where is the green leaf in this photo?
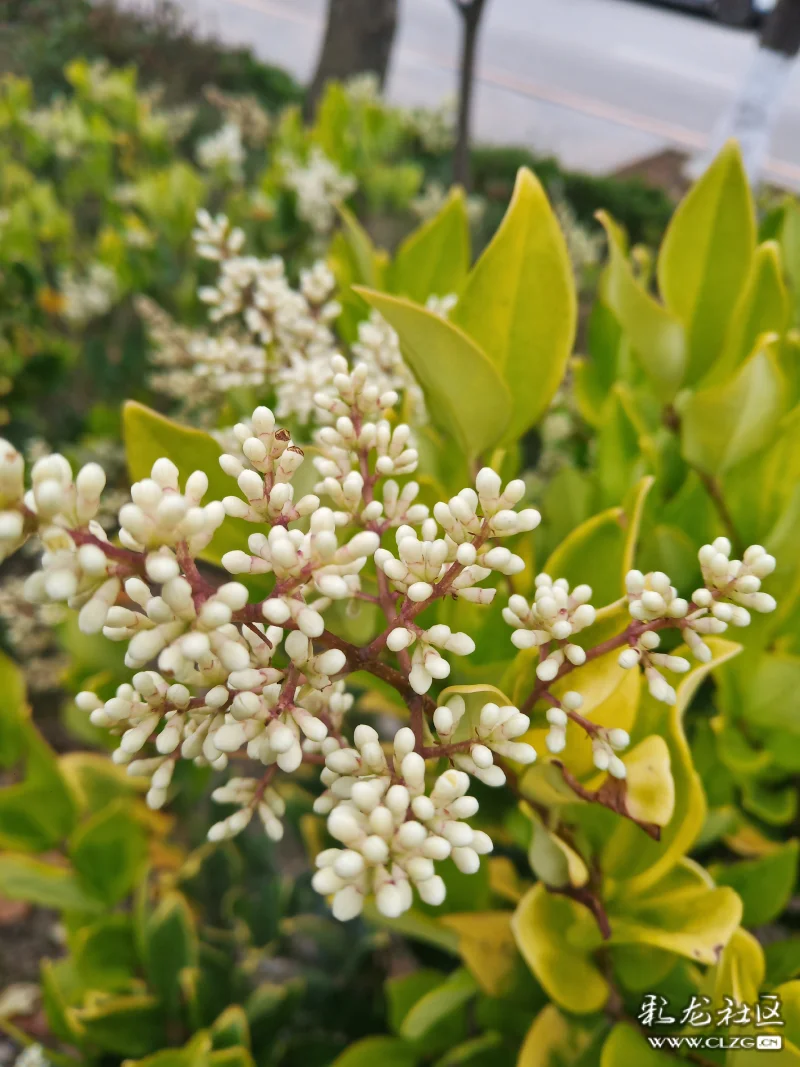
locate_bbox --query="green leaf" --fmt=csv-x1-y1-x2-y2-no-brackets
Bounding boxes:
512,884,608,1015
598,211,685,395
710,241,789,384
208,1050,255,1067
433,1033,507,1066
354,289,511,459
387,971,446,1035
331,1037,418,1067
71,994,165,1057
678,338,788,476
389,188,470,303
72,914,139,992
211,1005,251,1051
122,401,251,566
518,1004,608,1067
765,938,800,986
0,651,28,768
68,799,149,905
451,167,577,439
399,969,477,1042
143,891,199,1012
713,841,798,926
336,204,386,289
0,854,103,913
600,1023,674,1066
528,814,590,889
607,859,743,966
543,506,626,609
657,140,755,383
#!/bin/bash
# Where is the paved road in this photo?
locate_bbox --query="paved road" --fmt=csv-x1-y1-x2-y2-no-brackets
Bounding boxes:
140,0,800,187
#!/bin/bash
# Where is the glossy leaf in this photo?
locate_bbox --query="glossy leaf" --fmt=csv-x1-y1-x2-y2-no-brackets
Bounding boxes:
657,140,755,383
389,188,470,303
512,884,608,1014
679,339,788,476
712,840,798,927
354,289,512,459
331,1037,418,1067
622,736,675,828
518,1004,608,1067
608,859,742,966
711,240,789,384
600,1023,673,1066
452,167,577,439
399,969,477,1042
598,211,685,395
439,912,522,997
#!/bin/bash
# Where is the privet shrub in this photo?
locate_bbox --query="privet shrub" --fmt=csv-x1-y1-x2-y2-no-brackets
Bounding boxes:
2,141,800,1066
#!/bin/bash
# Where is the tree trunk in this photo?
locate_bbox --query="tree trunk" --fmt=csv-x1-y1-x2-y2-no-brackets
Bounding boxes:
688,0,800,185
451,0,489,192
305,0,399,117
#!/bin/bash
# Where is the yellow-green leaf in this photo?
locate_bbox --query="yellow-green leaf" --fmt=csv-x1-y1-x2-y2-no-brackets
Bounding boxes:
389,188,470,303
704,927,764,1010
622,736,675,828
399,969,477,1041
354,289,511,459
438,912,521,997
123,401,252,566
451,167,577,439
512,884,608,1014
679,338,788,476
72,993,165,1058
598,212,685,396
710,240,789,385
607,859,742,966
518,1004,608,1067
528,813,590,888
657,140,755,383
0,853,103,913
331,1037,418,1067
600,1023,674,1067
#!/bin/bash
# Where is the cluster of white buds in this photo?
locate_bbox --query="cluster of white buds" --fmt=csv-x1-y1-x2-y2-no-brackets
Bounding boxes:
313,726,491,919
503,576,596,681
433,696,536,786
209,777,286,842
119,459,224,555
218,406,320,524
387,623,475,696
617,541,777,701
625,570,688,623
618,630,690,705
545,693,629,777
3,450,124,634
544,691,583,755
695,538,776,620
